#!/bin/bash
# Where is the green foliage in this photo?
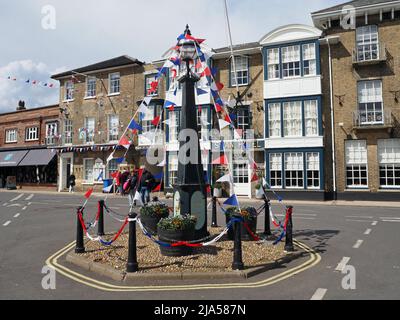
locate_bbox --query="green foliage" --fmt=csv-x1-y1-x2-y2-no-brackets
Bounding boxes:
140,202,169,219
157,215,197,231
225,206,258,221
213,182,222,189
255,183,262,190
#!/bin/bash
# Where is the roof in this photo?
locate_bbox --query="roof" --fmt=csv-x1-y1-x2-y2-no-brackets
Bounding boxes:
312,0,399,15
0,104,59,117
213,42,261,54
51,55,144,79
259,24,322,46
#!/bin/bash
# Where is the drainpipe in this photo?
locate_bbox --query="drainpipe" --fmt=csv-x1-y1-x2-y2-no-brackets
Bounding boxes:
326,37,337,201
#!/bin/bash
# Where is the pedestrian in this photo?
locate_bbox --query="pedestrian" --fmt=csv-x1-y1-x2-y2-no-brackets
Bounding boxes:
128,169,139,208
69,174,76,193
139,168,155,205
121,169,130,196
115,171,122,195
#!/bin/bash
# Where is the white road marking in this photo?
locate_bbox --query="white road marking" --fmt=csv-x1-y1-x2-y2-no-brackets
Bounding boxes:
22,206,27,211
364,229,372,235
353,240,364,249
10,194,24,202
382,220,400,223
7,204,21,208
311,288,327,300
372,221,378,226
346,219,373,223
380,217,400,220
13,213,20,218
346,216,374,219
27,202,32,206
3,221,11,227
335,257,351,272
2,203,8,207
25,194,34,201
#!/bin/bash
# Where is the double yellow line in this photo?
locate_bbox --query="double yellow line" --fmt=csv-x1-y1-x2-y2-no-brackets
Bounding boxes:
46,239,320,292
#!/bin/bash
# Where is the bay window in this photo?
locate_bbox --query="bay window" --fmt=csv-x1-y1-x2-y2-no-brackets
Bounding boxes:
302,43,316,76
283,101,302,137
285,153,304,188
267,48,280,79
268,103,281,138
304,100,318,136
282,45,300,78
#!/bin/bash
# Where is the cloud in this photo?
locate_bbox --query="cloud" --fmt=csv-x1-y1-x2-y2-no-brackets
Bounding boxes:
0,60,62,113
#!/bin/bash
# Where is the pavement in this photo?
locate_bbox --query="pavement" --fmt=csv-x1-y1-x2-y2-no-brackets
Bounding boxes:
0,190,399,300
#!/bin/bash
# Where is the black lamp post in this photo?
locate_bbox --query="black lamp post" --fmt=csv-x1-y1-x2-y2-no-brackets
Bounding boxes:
173,25,208,240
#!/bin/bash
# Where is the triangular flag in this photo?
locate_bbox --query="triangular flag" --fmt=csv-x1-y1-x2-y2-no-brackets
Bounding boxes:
151,116,161,126
97,171,103,181
115,157,125,164
223,194,239,207
138,103,150,114
143,96,152,106
251,172,259,183
84,188,94,199
229,113,237,121
103,185,113,193
220,140,225,151
216,82,224,91
128,119,142,131
200,67,212,77
157,159,166,167
233,130,242,140
196,88,208,96
217,174,233,183
107,153,115,163
212,155,228,165
118,136,131,149
218,119,231,130
152,184,162,192
224,114,232,123
250,161,258,169
214,103,223,113
164,100,175,109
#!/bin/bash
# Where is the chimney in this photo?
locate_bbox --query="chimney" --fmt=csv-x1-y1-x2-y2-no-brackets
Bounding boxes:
17,100,26,111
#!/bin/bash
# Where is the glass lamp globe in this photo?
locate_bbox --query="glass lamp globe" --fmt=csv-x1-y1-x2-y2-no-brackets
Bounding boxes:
179,39,197,61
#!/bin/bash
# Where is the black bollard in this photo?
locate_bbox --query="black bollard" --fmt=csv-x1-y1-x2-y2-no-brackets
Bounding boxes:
211,197,218,228
126,211,139,273
285,206,295,252
232,215,244,270
97,200,105,236
263,195,272,236
75,207,85,253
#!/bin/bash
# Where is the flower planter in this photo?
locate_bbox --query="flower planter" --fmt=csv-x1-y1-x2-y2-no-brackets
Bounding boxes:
226,216,258,241
157,227,195,257
140,215,163,234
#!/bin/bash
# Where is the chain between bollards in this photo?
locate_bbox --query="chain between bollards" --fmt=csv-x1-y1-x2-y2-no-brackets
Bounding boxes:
263,195,272,236
126,211,139,273
97,200,105,236
285,206,294,252
211,196,218,228
232,215,244,271
75,206,85,254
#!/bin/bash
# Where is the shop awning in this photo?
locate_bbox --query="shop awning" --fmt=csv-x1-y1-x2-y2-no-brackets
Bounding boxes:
18,149,57,167
0,150,29,167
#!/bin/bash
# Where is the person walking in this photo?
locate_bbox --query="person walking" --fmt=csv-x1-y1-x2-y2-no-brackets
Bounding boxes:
68,174,76,193
139,169,155,205
128,169,139,208
115,170,122,195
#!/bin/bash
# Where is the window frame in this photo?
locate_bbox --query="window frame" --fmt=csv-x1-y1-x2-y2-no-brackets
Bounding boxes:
357,80,383,125
356,25,379,62
5,129,18,143
25,127,39,141
378,139,400,189
345,140,369,189
108,72,121,95
145,74,159,96
281,45,301,79
107,114,119,142
64,80,74,101
283,101,302,137
83,158,95,183
302,43,317,76
84,117,95,144
64,119,73,145
45,122,58,145
85,76,97,98
230,56,249,87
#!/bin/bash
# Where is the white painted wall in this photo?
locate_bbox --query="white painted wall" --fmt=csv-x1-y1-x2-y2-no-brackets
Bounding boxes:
264,76,322,99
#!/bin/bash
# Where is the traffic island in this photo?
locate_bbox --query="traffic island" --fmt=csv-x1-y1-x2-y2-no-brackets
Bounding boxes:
65,228,306,283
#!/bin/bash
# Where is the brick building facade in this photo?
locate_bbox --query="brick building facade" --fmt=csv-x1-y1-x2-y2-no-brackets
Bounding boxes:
313,0,400,200
0,103,60,188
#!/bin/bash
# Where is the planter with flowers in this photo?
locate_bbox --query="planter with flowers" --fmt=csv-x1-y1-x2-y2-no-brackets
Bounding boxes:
140,200,170,234
157,215,197,257
225,207,258,241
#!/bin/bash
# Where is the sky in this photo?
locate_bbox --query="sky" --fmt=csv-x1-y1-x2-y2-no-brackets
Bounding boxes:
0,0,344,113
